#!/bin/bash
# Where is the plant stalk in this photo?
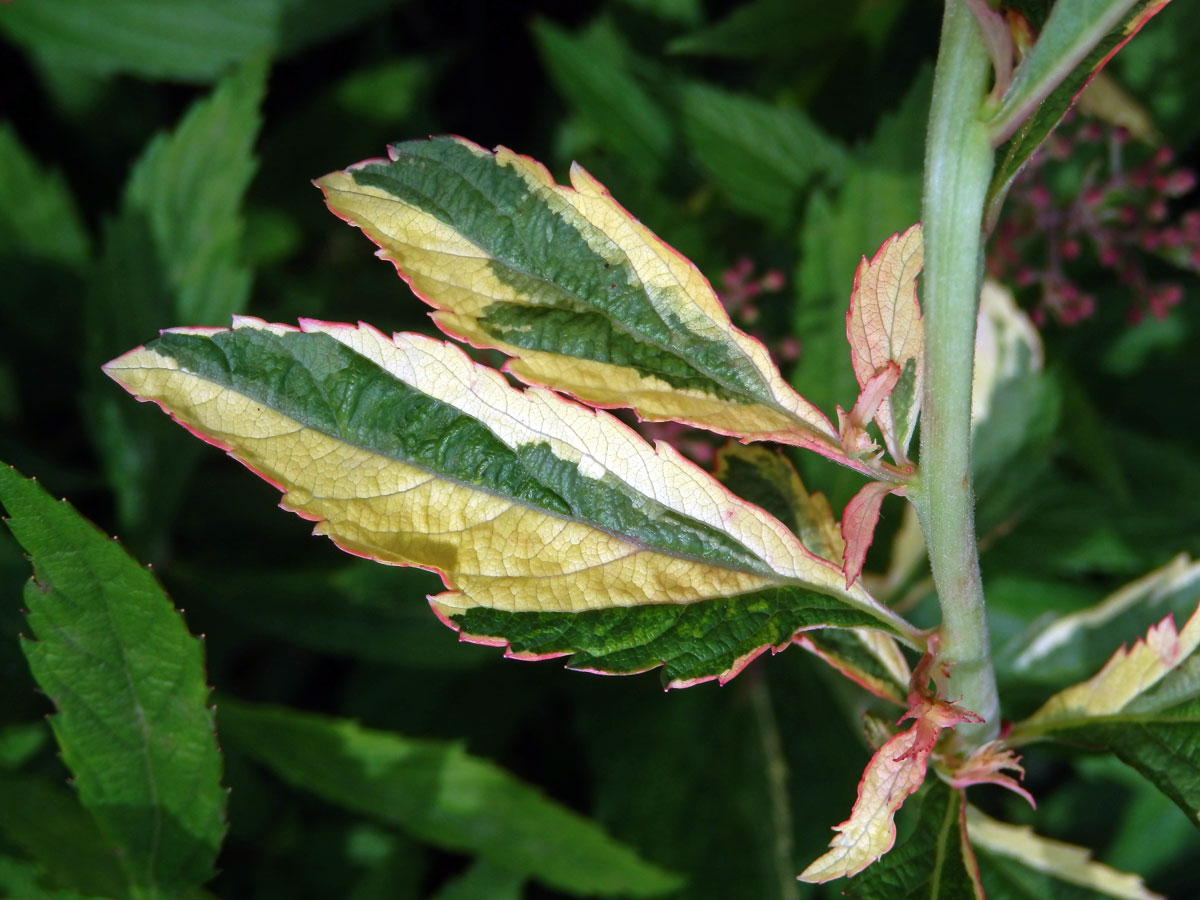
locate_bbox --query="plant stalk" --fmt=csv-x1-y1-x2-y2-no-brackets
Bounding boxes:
915,0,1000,745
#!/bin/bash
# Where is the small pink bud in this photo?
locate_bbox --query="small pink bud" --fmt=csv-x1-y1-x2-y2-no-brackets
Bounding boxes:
1061,238,1081,259
1164,170,1197,197
761,270,785,292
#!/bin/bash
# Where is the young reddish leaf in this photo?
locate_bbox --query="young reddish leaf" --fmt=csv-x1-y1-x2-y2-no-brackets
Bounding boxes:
836,362,901,461
840,480,903,589
966,806,1164,900
798,726,931,883
316,138,868,471
843,781,984,900
943,740,1035,808
800,647,981,883
104,318,922,689
845,223,924,463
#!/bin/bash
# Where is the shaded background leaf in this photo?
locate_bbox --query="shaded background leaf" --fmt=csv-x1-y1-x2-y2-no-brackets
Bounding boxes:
0,465,225,897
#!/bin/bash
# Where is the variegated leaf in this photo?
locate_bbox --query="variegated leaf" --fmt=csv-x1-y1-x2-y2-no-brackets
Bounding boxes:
1010,597,1200,823
966,806,1163,900
316,138,855,461
845,224,923,463
104,318,920,688
800,669,980,883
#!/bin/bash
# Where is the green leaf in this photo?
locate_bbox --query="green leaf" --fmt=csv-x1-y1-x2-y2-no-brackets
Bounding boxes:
0,0,279,83
0,464,226,896
333,59,430,124
86,59,265,545
0,124,91,267
428,860,524,900
679,81,846,224
217,699,681,898
531,17,671,181
0,720,49,771
0,773,132,899
843,780,983,899
668,0,901,59
119,59,266,325
983,0,1171,228
1111,0,1200,144
176,562,495,670
1010,597,1200,825
970,282,1061,534
0,853,111,900
616,0,703,26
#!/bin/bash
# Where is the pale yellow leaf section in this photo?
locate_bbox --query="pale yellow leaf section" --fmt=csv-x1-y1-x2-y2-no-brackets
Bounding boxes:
499,351,804,442
965,807,1164,900
1015,554,1199,672
799,728,927,882
846,223,923,458
1023,600,1200,724
318,141,837,445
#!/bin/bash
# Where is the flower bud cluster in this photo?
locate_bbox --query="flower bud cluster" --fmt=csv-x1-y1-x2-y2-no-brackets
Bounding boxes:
989,113,1198,325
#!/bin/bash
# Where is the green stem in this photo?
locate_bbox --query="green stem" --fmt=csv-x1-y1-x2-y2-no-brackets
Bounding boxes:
915,0,1000,745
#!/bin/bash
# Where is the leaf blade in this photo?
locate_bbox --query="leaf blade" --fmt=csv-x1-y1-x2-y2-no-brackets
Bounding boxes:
103,319,918,683
1011,597,1200,823
967,806,1163,900
0,464,226,896
217,699,681,897
316,137,840,449
845,224,924,461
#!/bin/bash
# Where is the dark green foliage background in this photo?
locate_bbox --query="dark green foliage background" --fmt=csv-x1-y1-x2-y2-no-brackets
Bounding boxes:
2,0,1199,897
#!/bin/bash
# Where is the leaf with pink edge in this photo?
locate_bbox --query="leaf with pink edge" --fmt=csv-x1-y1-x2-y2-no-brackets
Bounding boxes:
316,137,874,472
845,224,923,463
799,680,980,883
1010,597,1200,825
842,780,984,900
103,317,921,690
840,480,903,589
